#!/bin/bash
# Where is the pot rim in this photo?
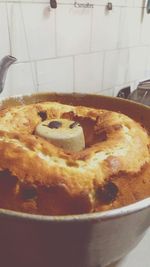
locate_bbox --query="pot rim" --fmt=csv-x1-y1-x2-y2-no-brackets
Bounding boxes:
0,198,149,222
0,92,150,223
0,91,150,109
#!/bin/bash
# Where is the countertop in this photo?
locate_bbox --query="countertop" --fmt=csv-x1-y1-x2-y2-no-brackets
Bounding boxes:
109,229,150,267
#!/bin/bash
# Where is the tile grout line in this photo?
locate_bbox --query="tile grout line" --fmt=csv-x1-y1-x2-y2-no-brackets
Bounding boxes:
34,61,39,92
73,55,75,93
125,47,130,84
11,44,150,65
5,2,12,56
54,8,58,58
116,5,123,50
101,50,106,91
89,4,93,53
19,2,38,92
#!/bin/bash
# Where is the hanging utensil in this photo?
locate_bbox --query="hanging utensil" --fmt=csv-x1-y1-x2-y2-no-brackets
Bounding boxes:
147,0,150,13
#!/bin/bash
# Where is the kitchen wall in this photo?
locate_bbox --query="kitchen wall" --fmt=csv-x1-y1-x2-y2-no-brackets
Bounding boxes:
0,0,150,98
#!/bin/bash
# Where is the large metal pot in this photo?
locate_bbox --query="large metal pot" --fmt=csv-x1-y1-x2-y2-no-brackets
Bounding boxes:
0,93,149,267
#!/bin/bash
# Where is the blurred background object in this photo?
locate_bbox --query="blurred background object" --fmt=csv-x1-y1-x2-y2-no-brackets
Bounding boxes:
117,80,150,106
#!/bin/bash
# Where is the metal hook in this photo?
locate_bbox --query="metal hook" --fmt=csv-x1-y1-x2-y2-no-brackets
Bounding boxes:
147,0,150,13
50,0,57,9
106,2,113,11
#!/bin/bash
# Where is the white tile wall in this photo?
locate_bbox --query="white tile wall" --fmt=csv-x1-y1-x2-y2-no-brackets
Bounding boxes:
5,62,37,96
141,10,150,45
56,5,92,56
118,7,141,48
116,49,129,85
37,57,74,92
91,6,120,52
98,88,114,97
0,0,150,98
145,46,150,78
103,50,120,90
127,46,148,82
7,3,56,61
92,1,126,6
0,4,10,59
75,52,104,93
103,49,129,90
134,0,147,7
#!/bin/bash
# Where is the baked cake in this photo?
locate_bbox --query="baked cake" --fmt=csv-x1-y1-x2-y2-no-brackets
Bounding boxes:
0,101,149,215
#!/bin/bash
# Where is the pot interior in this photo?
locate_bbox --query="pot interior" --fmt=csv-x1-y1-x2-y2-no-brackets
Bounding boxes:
0,92,150,131
0,92,150,217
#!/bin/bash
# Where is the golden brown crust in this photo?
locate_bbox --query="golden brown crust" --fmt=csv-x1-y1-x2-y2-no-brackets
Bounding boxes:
0,101,149,215
94,163,150,212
